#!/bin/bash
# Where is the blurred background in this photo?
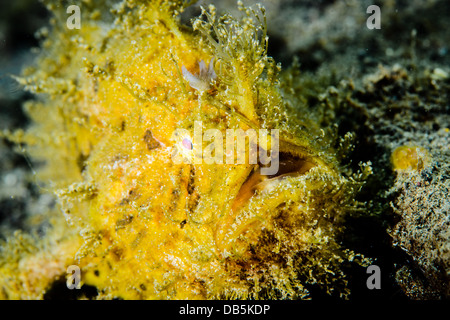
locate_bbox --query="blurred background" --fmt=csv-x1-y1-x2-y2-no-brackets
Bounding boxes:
0,0,50,239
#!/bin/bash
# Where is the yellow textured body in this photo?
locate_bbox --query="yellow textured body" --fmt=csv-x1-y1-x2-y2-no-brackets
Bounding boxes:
0,1,371,299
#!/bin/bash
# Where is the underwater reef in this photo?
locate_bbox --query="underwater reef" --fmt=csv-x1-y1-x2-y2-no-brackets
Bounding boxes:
0,0,449,300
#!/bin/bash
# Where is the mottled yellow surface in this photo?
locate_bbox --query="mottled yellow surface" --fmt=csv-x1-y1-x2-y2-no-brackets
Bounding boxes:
391,145,430,171
1,1,371,299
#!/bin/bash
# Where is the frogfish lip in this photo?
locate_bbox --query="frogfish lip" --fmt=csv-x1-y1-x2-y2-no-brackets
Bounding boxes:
231,152,317,213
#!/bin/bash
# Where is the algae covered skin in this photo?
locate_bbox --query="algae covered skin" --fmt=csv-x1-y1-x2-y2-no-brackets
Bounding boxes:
1,0,371,299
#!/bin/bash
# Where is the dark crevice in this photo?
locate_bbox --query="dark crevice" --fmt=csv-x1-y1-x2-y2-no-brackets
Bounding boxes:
43,278,98,300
